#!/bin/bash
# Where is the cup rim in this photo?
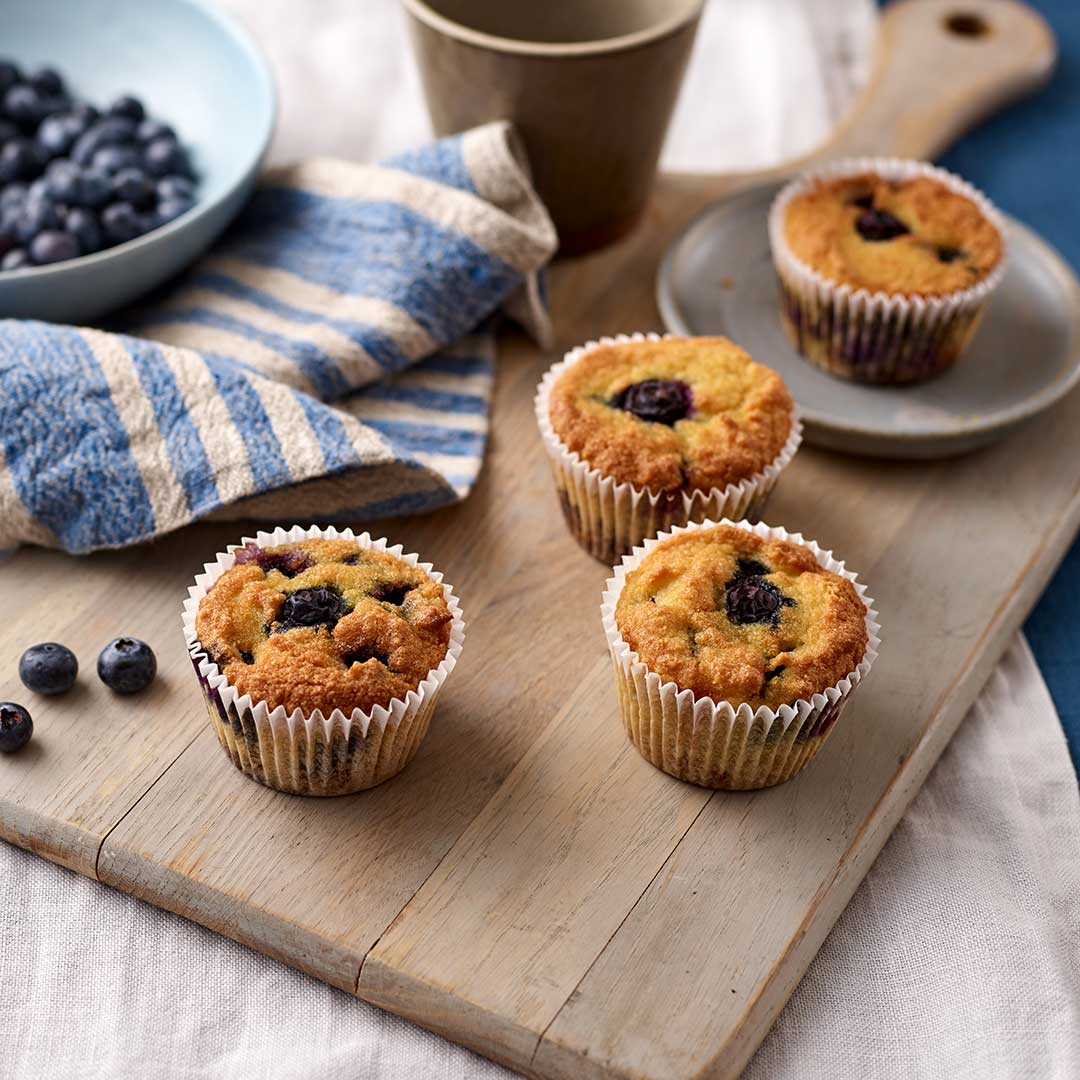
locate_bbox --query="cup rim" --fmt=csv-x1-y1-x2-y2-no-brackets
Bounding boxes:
402,0,704,58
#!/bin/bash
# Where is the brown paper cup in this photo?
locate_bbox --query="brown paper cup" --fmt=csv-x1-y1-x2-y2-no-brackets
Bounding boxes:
602,518,880,790
182,525,466,796
536,332,802,564
769,157,1007,385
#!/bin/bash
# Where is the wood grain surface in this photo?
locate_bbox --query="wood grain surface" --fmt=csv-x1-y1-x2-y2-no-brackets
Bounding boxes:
0,2,1068,1078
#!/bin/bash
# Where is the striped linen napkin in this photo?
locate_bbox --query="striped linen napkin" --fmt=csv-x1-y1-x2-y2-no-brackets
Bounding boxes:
0,121,557,553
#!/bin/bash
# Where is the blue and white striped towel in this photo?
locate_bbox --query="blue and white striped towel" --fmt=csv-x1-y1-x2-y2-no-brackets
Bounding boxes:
0,122,557,553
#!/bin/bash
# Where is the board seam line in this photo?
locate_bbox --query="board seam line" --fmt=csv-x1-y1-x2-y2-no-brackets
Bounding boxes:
92,725,208,881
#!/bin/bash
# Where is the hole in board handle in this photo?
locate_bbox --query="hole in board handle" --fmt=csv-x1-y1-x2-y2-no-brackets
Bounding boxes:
944,11,991,37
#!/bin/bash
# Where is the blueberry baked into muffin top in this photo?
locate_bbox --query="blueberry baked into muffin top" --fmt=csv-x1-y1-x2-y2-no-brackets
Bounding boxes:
547,336,794,493
782,172,1002,296
194,538,453,716
614,524,868,709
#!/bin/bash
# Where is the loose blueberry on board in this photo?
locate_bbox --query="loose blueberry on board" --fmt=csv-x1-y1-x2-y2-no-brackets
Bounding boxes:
97,637,157,694
855,208,910,242
19,642,78,696
0,702,33,753
611,379,693,426
275,587,347,632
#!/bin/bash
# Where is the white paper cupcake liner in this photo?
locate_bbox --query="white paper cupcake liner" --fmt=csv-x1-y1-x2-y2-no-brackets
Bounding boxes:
182,524,466,796
602,518,880,790
768,157,1007,385
535,333,803,565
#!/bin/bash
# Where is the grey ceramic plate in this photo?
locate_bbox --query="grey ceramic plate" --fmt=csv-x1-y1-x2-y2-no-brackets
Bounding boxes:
657,184,1080,458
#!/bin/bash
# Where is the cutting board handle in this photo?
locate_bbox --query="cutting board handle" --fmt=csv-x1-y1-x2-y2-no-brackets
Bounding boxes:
820,0,1056,162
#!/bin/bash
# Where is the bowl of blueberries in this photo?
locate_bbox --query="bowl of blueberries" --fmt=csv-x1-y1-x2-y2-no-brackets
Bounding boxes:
0,0,275,323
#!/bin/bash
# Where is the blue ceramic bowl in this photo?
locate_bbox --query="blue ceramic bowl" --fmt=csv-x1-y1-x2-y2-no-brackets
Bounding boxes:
0,0,275,323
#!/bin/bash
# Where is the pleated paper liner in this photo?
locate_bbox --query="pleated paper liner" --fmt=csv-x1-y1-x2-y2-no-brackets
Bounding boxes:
182,525,466,796
602,518,880,790
768,157,1007,384
535,332,803,565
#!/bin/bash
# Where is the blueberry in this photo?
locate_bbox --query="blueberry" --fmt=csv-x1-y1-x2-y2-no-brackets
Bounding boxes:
19,642,78,696
26,177,49,202
136,119,175,144
111,166,153,208
342,646,389,668
70,117,136,166
0,61,21,96
28,67,64,97
233,542,312,577
274,587,346,632
0,118,18,144
65,207,102,254
1,247,29,270
848,193,875,209
37,113,81,155
0,181,26,209
0,229,13,257
726,577,781,625
855,208,909,242
44,158,82,203
154,196,193,225
143,136,192,178
156,174,194,202
77,168,111,208
3,85,44,129
97,637,157,694
0,702,32,753
0,138,40,183
611,379,693,426
11,197,60,243
109,95,145,123
71,102,99,127
937,246,964,264
92,144,140,174
370,582,411,605
101,201,143,244
29,228,79,265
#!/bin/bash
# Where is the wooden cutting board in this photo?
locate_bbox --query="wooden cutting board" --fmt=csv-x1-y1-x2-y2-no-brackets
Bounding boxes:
0,2,1069,1077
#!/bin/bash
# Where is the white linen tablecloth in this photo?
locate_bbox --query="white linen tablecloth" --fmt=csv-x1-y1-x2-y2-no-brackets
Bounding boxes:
3,3,1078,1077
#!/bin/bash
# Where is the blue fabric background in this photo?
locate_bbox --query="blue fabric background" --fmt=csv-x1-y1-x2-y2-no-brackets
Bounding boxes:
891,0,1080,772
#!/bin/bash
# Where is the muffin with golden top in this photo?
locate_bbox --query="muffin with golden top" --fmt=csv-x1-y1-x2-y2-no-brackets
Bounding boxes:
769,158,1006,384
602,519,878,790
536,333,801,563
184,526,465,796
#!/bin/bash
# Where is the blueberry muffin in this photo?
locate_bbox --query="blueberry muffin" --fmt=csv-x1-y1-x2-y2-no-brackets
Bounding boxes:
537,334,800,563
769,159,1005,384
185,530,464,796
195,538,453,716
603,521,877,789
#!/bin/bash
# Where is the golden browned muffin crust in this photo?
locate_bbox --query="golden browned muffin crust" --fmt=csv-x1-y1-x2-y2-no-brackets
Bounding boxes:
548,337,794,492
614,525,868,709
195,538,453,715
783,172,1002,296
